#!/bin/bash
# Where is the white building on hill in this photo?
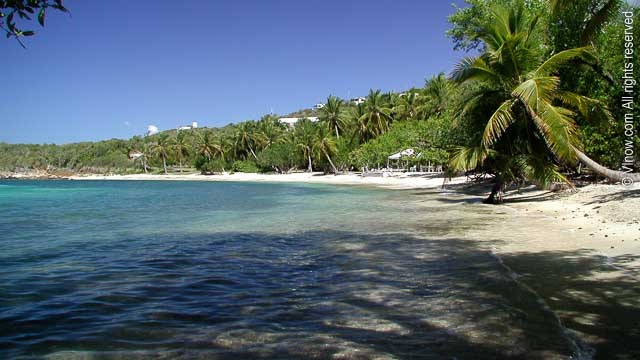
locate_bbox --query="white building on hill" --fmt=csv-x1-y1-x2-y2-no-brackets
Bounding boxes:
178,121,199,131
350,97,366,105
279,117,320,127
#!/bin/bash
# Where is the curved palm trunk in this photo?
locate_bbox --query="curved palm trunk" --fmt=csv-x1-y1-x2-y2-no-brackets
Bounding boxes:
323,150,338,174
249,146,258,161
522,100,640,184
574,148,640,182
307,153,313,172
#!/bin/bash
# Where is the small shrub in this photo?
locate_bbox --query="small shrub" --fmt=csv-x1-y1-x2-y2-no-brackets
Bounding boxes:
232,160,260,173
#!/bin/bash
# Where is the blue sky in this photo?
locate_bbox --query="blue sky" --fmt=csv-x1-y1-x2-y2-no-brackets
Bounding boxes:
2,0,468,144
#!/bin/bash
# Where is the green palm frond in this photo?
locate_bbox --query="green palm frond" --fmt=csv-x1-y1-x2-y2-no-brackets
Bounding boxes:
532,104,579,162
581,0,621,46
556,90,613,122
449,146,493,172
522,155,571,188
482,99,516,147
451,56,501,84
512,76,559,112
534,47,596,77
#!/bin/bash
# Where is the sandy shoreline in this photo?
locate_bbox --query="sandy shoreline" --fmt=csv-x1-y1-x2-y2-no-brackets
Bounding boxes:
67,172,469,190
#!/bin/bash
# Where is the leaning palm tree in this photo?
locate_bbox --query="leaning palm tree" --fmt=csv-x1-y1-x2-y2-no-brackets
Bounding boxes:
173,131,190,172
449,3,637,203
318,96,346,138
151,133,172,174
313,127,338,174
212,135,230,163
136,141,151,174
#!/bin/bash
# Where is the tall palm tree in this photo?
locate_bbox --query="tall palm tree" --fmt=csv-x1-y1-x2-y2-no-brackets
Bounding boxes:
361,89,393,137
394,90,422,121
448,3,635,203
258,114,284,148
318,96,346,138
195,131,216,161
133,141,151,174
348,103,370,143
294,118,317,172
422,73,452,118
313,127,338,174
151,133,172,174
173,131,190,172
234,121,259,160
212,135,230,162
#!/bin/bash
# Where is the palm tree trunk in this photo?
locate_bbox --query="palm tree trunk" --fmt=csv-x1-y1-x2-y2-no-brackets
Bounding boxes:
162,155,167,174
307,154,313,172
179,158,183,173
574,148,640,182
522,100,640,184
249,146,258,160
324,150,338,174
484,181,505,204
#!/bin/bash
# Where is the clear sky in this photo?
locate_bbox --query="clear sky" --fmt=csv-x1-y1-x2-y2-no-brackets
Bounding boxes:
3,0,468,144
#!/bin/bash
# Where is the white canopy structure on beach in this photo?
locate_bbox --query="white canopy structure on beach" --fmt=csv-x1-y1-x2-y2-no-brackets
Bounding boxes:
388,149,415,160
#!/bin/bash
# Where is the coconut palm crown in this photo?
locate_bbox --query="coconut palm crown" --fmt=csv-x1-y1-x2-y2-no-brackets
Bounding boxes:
448,2,608,203
318,96,346,138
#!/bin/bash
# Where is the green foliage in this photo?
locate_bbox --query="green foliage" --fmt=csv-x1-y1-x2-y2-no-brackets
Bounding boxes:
1,0,68,47
448,2,609,195
351,118,454,169
232,159,260,173
196,158,228,174
257,142,301,173
447,0,547,52
318,96,347,138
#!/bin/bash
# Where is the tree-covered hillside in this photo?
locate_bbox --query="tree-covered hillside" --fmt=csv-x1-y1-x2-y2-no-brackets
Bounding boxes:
2,0,638,204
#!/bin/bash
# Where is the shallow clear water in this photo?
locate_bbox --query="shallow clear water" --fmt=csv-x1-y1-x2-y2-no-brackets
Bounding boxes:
0,180,581,359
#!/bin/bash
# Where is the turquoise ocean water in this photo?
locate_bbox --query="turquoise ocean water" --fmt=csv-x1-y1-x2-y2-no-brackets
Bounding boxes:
0,180,586,359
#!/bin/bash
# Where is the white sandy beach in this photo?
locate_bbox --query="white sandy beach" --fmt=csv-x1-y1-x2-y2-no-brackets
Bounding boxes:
68,172,469,189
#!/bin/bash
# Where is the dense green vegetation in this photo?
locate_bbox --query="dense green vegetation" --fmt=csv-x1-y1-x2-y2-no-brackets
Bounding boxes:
2,0,638,203
0,74,458,175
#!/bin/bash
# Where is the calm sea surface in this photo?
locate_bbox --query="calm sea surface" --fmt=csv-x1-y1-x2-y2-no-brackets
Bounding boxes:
0,180,586,359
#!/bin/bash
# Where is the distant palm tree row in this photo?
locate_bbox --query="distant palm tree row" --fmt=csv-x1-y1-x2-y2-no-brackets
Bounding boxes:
133,76,454,175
